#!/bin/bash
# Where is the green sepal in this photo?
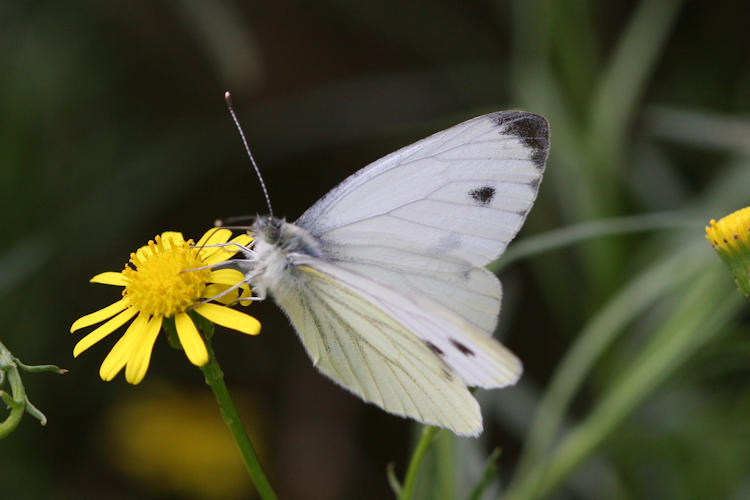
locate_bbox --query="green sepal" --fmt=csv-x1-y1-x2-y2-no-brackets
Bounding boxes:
163,316,181,350
164,312,215,354
716,249,750,299
15,360,67,374
188,309,215,340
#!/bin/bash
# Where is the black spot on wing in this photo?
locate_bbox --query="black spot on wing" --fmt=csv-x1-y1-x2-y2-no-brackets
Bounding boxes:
425,340,444,357
450,338,475,357
469,186,496,206
489,111,550,171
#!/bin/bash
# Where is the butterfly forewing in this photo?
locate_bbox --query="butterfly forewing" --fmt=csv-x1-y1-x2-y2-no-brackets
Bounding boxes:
296,111,548,336
297,111,548,265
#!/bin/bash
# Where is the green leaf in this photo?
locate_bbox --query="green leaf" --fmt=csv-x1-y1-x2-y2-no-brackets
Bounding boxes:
467,448,501,500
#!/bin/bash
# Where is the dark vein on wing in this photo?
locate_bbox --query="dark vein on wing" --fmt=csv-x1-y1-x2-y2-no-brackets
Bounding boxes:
298,289,347,381
307,288,381,402
309,289,387,405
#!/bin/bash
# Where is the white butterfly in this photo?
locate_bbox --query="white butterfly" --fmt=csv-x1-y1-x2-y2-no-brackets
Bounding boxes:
237,111,549,436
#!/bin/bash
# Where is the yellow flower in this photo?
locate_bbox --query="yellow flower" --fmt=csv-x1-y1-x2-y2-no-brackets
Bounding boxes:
102,385,261,499
706,207,750,299
706,207,750,255
71,229,260,384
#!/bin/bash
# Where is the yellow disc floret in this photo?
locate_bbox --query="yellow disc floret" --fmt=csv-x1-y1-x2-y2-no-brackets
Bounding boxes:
706,207,750,255
122,235,212,317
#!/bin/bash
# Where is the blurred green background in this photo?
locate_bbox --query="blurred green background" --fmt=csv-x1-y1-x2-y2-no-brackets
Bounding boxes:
2,1,749,499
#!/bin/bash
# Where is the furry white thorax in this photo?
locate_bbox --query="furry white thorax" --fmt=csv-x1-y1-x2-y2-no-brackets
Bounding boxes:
246,216,324,298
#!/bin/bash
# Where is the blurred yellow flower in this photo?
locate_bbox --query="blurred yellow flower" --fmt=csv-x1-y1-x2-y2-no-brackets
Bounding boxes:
71,229,260,384
103,385,263,499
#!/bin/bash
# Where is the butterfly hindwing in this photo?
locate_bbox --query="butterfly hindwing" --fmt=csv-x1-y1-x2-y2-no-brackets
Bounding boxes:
272,259,483,436
295,258,523,388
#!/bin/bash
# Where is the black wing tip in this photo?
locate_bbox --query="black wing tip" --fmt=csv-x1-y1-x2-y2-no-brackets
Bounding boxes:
488,110,549,133
488,111,550,171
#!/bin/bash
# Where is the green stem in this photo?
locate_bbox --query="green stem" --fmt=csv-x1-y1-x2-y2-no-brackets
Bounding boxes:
200,338,278,500
400,426,439,500
435,431,455,499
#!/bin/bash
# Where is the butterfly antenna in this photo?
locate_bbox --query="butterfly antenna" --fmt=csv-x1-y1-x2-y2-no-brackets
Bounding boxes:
224,91,274,217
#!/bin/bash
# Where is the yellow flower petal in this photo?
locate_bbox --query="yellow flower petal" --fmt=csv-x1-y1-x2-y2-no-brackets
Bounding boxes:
238,287,253,305
194,303,261,335
196,228,232,247
201,252,230,267
99,313,148,381
201,283,231,297
71,299,128,333
73,307,138,357
90,272,128,286
195,229,235,263
202,248,242,266
231,234,252,246
201,233,253,265
201,284,240,305
201,282,252,305
125,316,162,385
209,269,246,286
175,312,209,366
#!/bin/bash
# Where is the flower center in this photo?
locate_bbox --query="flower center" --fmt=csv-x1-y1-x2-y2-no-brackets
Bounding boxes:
122,235,212,317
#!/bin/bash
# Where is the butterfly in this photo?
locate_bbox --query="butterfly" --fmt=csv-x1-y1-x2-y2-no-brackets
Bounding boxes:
237,110,549,436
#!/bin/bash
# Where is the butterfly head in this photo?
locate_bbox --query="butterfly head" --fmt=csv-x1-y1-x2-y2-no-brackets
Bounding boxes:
252,216,322,258
253,215,284,245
